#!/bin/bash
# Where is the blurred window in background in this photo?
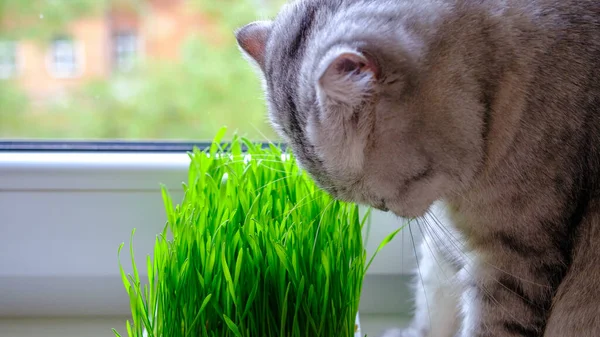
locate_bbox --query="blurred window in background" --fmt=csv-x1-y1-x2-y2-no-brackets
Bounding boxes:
0,0,284,142
0,40,17,79
113,31,137,72
50,36,80,78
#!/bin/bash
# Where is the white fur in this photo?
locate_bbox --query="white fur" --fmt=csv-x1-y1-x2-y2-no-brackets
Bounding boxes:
382,232,462,336
457,267,480,337
381,204,464,337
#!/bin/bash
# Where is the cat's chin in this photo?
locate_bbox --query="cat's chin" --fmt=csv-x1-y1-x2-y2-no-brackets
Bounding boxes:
386,202,430,218
385,172,450,218
366,194,431,218
382,187,441,218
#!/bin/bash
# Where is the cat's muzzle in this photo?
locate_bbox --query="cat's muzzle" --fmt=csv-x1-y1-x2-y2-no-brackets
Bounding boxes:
374,199,389,212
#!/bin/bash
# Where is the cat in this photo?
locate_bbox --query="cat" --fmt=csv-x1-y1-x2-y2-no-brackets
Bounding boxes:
235,0,600,336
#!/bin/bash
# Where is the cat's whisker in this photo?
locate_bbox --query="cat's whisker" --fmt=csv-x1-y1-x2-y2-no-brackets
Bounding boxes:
280,193,324,225
414,217,450,283
280,193,340,245
402,221,405,276
416,219,466,305
418,216,530,326
421,212,466,263
408,221,433,334
422,212,551,315
213,159,291,173
255,176,294,191
249,122,282,149
414,219,528,331
426,209,551,289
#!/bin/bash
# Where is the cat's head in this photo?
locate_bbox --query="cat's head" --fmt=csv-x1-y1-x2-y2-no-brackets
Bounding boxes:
235,0,487,217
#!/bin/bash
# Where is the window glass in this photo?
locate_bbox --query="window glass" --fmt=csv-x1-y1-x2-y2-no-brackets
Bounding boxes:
114,31,137,72
0,41,17,79
50,36,80,78
0,0,284,141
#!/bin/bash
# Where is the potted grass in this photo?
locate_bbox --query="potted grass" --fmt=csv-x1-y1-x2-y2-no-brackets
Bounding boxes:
113,128,400,337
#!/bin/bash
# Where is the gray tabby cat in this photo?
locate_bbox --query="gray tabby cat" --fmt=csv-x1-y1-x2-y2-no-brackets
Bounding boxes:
235,0,600,336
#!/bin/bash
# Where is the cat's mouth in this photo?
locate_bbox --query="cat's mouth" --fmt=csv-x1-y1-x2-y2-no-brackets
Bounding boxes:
373,199,389,212
320,181,390,212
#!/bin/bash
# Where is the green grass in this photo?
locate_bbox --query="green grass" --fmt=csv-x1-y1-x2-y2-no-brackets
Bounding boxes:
113,128,401,337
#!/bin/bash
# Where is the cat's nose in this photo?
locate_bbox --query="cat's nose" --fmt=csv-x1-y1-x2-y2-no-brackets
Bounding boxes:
374,200,389,212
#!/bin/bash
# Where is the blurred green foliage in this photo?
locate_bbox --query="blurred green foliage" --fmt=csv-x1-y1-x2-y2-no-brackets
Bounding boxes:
0,0,108,41
0,0,285,141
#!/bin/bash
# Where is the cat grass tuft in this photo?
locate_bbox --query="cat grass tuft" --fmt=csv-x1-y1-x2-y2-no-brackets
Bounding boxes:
113,128,399,337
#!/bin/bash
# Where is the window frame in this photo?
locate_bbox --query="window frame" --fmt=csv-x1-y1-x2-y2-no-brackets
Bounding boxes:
0,140,288,153
0,140,212,153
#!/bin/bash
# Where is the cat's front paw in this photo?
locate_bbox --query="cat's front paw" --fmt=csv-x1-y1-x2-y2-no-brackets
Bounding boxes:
379,327,424,337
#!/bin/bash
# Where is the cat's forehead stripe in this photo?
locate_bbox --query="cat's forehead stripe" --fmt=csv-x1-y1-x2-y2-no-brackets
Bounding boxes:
268,1,321,135
262,1,329,175
286,2,318,59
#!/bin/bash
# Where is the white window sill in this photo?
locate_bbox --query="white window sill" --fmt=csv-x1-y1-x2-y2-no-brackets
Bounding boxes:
0,152,418,317
0,314,410,337
0,152,190,191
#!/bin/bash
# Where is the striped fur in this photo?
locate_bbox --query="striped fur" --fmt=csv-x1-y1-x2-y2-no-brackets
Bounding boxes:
236,0,600,336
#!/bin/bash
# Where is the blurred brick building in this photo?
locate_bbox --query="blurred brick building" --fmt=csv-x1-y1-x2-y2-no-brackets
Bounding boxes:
0,0,212,101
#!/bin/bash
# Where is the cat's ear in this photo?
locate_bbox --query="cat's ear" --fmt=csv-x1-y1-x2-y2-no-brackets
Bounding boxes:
235,21,272,71
317,49,379,107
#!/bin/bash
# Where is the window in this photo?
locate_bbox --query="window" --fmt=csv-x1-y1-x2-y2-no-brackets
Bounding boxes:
0,41,17,79
0,0,288,141
49,36,80,78
113,31,138,72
